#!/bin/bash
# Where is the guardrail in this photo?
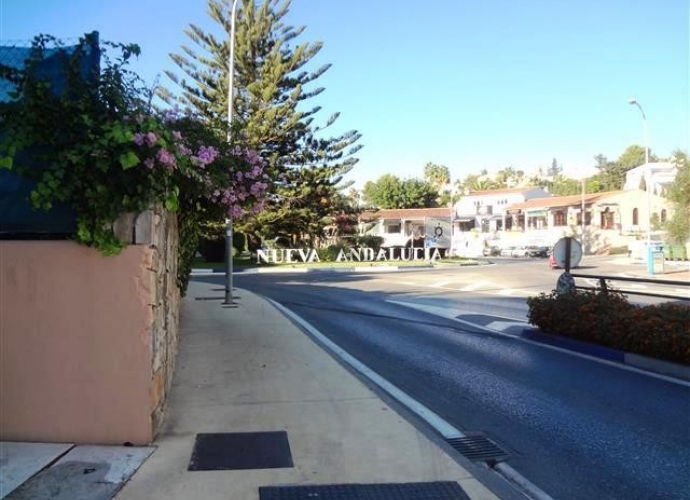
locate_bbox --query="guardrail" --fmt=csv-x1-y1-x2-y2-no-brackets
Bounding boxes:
569,273,690,301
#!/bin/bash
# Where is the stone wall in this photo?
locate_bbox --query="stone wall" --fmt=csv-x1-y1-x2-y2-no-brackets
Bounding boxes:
115,207,181,438
147,209,180,436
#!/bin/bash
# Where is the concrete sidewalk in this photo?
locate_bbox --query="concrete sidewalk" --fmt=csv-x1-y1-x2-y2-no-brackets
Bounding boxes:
114,280,504,500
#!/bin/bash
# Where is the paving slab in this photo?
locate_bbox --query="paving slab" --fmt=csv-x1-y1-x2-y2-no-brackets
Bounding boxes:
3,445,153,500
0,442,73,499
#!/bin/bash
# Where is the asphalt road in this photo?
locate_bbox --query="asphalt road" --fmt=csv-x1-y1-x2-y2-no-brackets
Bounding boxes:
198,258,690,499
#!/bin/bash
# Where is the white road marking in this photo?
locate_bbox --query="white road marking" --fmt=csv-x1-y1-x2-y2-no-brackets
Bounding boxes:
269,298,556,500
430,280,452,288
460,280,493,291
387,300,507,335
485,320,531,331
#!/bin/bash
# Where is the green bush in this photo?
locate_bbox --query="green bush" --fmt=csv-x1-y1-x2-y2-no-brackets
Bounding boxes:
354,235,384,251
233,231,247,254
317,244,348,262
527,289,690,365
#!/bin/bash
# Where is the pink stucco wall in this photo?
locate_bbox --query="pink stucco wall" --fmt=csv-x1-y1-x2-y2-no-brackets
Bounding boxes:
0,241,154,444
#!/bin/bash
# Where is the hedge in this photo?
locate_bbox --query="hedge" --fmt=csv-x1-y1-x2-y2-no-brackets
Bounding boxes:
527,289,690,365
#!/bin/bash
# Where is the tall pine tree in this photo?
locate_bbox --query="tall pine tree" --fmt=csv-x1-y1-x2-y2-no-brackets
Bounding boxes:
162,0,361,245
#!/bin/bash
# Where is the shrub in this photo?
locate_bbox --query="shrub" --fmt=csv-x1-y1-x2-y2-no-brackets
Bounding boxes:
355,235,384,251
527,289,690,365
317,244,348,262
0,33,269,295
233,231,247,254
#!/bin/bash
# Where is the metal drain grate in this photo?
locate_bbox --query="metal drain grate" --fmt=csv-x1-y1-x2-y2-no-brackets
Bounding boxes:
259,481,470,500
446,434,509,462
188,432,293,471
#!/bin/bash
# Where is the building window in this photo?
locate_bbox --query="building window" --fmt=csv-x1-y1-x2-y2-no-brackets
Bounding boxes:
553,210,566,226
661,209,667,223
632,208,639,226
386,224,401,234
601,208,614,229
576,212,592,226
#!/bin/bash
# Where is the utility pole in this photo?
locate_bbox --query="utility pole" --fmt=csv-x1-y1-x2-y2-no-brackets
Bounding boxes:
224,0,240,306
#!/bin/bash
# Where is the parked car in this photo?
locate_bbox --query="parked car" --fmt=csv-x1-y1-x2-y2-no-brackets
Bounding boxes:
498,246,535,257
513,247,531,257
526,245,550,258
483,245,501,256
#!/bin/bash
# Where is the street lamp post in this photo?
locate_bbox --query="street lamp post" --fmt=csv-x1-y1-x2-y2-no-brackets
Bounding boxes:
581,177,586,253
224,0,240,306
448,179,454,257
629,97,652,274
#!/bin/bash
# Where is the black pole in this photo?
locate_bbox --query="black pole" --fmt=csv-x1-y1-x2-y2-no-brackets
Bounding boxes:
564,236,572,273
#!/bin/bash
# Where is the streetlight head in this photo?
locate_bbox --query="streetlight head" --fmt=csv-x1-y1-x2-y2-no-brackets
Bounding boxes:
628,97,637,105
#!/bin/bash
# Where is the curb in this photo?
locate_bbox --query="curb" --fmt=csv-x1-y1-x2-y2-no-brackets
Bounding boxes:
190,264,440,275
521,328,690,381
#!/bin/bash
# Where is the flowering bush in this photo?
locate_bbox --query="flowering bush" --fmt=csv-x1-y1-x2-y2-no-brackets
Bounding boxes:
527,289,690,365
0,34,268,262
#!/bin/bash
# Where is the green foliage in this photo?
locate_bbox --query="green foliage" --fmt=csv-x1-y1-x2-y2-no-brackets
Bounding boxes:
163,0,362,245
0,34,176,255
592,145,656,192
459,174,498,193
198,221,226,241
527,289,690,365
354,234,384,250
362,174,437,209
546,175,582,196
0,33,269,295
494,166,522,189
233,231,247,253
316,243,347,262
177,207,202,295
665,150,690,244
423,162,449,191
548,158,562,177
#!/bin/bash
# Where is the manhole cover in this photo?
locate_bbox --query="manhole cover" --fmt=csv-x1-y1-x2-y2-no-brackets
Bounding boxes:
259,481,469,500
188,431,293,471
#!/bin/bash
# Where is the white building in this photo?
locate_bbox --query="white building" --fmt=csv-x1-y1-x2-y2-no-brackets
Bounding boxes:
623,162,677,195
359,208,453,254
449,187,551,256
453,187,551,232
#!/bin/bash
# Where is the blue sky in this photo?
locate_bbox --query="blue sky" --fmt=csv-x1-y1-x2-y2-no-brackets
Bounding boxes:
2,0,688,187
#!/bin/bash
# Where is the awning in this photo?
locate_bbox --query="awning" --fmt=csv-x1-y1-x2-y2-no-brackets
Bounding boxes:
488,215,503,220
455,216,474,222
526,210,547,217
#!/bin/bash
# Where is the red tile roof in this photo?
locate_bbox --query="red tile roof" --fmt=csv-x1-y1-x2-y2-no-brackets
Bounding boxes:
506,191,625,211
